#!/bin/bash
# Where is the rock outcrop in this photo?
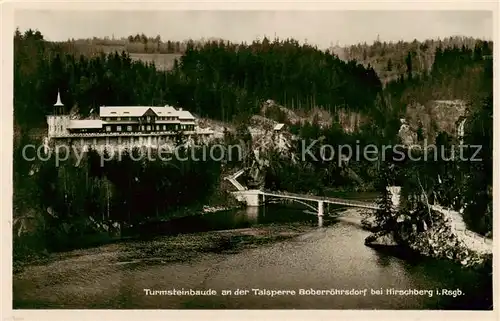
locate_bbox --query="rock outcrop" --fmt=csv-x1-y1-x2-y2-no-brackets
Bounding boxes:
398,119,418,146
400,208,492,268
399,100,468,144
260,99,366,133
365,206,492,269
364,231,399,247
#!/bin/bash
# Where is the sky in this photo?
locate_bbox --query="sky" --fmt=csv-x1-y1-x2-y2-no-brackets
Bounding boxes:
15,10,493,48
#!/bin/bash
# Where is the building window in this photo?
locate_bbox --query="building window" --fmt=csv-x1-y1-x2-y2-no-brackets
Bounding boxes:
117,117,121,121
147,125,151,131
117,126,122,132
129,117,132,121
147,116,151,122
163,125,166,130
106,126,111,132
106,117,111,121
156,125,159,130
127,126,132,131
141,125,145,131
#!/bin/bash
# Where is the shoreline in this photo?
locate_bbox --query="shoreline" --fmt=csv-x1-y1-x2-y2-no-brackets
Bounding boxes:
13,221,317,274
362,206,493,269
13,203,243,273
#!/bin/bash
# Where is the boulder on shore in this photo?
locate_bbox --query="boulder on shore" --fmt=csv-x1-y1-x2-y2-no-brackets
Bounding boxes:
364,231,398,247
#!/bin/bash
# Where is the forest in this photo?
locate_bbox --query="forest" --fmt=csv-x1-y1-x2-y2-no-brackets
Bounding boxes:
13,29,493,260
15,29,382,128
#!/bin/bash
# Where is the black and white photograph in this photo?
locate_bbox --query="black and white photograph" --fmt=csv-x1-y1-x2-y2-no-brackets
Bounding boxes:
3,1,497,317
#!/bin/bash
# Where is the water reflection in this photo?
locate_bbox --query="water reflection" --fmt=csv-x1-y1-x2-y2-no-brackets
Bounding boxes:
374,250,392,267
245,206,259,223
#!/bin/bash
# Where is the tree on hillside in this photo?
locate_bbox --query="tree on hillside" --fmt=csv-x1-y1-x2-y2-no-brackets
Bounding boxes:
373,164,398,231
405,51,413,80
461,94,493,235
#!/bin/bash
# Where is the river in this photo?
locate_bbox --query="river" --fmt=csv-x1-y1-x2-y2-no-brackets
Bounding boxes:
13,193,492,310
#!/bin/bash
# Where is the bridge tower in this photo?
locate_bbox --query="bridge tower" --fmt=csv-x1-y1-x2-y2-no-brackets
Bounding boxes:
317,201,324,217
232,189,262,206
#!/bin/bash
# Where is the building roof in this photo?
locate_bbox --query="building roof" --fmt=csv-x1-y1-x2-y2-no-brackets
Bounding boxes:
99,105,193,118
178,110,195,120
68,120,103,129
273,123,285,131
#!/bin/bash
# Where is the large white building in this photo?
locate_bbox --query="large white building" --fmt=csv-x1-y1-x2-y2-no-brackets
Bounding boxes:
46,92,214,151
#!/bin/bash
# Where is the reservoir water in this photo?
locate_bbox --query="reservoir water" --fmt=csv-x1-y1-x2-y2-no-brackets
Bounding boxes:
13,194,492,309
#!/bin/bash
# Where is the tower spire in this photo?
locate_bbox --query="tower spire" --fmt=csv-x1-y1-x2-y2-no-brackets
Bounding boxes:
54,90,63,107
54,89,64,114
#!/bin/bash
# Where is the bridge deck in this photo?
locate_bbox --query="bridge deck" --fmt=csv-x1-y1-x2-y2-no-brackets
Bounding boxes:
261,190,380,210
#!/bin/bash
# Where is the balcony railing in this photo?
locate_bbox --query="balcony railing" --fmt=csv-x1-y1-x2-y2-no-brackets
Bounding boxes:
49,129,214,139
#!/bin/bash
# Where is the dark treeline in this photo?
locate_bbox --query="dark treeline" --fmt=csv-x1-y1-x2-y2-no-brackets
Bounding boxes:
176,38,382,119
64,34,201,54
13,141,230,255
385,41,493,115
14,29,381,128
343,36,487,83
15,30,167,127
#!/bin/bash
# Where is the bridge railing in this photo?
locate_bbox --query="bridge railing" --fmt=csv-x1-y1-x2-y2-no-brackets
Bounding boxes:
261,189,380,209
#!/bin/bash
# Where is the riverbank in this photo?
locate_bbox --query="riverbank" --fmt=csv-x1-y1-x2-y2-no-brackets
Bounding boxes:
401,206,493,270
13,222,316,275
363,206,493,270
332,208,378,232
13,189,243,273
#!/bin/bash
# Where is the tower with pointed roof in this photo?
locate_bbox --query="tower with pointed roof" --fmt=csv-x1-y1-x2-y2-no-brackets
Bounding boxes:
47,90,70,138
54,90,64,115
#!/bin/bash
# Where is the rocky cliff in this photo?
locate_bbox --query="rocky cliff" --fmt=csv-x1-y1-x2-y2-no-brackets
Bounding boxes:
261,99,366,133
398,100,468,145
